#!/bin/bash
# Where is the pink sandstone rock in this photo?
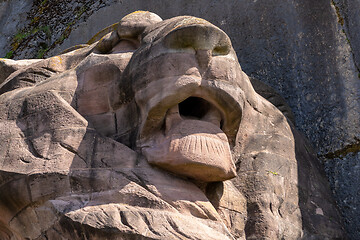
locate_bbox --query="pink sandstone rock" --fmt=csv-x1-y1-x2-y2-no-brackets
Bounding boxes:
0,11,345,239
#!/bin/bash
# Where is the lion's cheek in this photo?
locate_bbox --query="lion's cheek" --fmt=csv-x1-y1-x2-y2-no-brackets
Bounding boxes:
142,120,237,182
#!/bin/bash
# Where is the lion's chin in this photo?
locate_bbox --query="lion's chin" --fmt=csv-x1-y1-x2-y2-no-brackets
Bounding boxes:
142,117,237,182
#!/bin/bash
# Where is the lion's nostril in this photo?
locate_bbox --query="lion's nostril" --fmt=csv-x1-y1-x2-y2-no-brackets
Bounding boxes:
179,97,210,119
213,44,230,56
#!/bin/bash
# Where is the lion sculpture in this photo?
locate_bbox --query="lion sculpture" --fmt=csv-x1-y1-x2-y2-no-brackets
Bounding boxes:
0,11,344,239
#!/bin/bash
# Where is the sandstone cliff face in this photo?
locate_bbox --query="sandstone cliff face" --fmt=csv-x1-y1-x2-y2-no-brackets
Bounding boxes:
0,0,359,239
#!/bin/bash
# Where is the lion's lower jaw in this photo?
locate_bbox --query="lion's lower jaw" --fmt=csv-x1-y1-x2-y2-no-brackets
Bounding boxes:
142,119,236,182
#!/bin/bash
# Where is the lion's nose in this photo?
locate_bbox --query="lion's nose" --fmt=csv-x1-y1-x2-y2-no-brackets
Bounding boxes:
163,19,232,68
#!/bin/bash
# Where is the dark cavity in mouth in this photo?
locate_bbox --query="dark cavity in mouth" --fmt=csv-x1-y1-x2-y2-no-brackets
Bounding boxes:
178,97,223,129
179,97,210,119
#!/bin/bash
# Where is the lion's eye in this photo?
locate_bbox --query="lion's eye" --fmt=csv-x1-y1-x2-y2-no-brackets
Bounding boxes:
164,25,231,56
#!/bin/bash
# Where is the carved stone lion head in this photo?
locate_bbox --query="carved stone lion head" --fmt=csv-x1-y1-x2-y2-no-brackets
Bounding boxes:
0,11,344,239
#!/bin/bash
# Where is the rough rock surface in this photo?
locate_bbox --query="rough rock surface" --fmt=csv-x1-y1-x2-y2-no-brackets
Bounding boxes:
0,12,345,239
1,9,360,238
32,1,358,238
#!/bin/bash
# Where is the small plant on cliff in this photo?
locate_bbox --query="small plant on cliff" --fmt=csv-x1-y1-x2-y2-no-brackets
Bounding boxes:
267,170,279,176
4,51,14,59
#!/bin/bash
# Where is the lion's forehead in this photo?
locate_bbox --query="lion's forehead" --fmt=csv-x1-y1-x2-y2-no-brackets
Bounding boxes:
172,17,211,30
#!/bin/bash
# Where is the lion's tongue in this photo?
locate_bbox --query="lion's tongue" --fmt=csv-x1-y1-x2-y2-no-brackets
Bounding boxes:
166,119,228,142
164,103,223,135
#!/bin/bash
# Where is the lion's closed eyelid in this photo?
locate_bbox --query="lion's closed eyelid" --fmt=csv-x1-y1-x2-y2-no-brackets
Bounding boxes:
110,40,139,54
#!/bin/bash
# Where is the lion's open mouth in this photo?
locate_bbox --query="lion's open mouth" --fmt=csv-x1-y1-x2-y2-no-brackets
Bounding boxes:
141,95,237,182
166,97,224,133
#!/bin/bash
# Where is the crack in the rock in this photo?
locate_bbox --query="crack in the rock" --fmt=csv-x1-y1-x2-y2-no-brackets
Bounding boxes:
321,139,360,159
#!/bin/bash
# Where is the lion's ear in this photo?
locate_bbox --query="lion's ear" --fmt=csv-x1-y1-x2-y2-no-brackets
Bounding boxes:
91,11,162,54
249,77,295,124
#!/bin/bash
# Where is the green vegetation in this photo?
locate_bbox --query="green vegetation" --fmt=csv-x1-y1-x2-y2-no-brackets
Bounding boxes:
76,5,87,18
41,0,48,6
267,170,279,176
8,25,52,58
36,47,49,59
3,1,92,59
4,51,14,59
14,31,30,42
53,5,88,46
